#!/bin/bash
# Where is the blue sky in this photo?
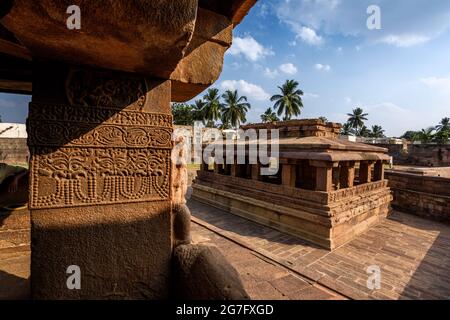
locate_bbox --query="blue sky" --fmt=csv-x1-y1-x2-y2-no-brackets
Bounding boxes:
1,0,450,136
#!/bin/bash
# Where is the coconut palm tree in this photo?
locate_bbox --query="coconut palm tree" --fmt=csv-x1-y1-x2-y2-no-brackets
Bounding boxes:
340,122,354,136
436,117,450,133
270,79,304,121
418,127,435,143
221,90,251,130
347,107,368,136
260,107,279,123
359,125,371,138
203,88,223,125
370,125,385,138
318,116,328,123
192,99,206,122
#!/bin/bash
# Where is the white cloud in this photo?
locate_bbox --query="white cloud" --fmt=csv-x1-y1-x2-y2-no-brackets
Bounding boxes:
276,0,450,48
314,63,331,72
264,67,279,78
228,36,274,61
421,76,450,94
304,93,320,99
296,26,323,45
279,63,298,75
379,34,430,48
220,80,270,101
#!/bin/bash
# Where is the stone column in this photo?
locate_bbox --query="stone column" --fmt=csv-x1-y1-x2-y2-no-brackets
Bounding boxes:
281,164,296,188
374,160,384,181
230,159,238,177
251,164,262,181
339,161,355,188
28,63,173,299
214,163,221,174
311,161,333,191
359,161,374,184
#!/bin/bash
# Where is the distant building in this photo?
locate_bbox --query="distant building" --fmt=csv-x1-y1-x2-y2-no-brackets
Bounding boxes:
0,123,27,138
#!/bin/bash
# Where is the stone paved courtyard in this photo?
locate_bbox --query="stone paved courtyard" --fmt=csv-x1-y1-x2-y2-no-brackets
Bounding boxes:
188,196,450,300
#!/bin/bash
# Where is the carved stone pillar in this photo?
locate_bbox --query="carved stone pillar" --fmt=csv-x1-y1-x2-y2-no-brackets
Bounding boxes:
311,161,333,192
230,159,238,177
339,161,355,188
28,63,173,299
374,160,384,181
251,164,261,181
359,161,374,184
281,164,296,188
214,163,221,174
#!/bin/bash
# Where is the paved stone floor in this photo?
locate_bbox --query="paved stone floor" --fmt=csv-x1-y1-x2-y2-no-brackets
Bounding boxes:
1,197,450,300
188,198,450,300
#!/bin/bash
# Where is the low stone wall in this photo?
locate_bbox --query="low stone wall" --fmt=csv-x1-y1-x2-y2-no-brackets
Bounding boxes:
0,138,29,165
192,171,392,250
386,170,450,224
377,143,450,167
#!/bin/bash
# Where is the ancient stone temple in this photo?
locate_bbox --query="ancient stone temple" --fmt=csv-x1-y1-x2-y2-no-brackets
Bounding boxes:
0,0,256,299
192,120,393,250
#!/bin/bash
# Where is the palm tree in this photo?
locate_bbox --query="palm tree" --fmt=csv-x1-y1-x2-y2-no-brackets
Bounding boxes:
192,99,206,122
370,125,385,138
347,107,368,136
203,88,223,125
340,122,354,136
436,117,450,133
270,79,304,121
418,127,435,143
221,90,251,130
318,116,328,123
260,107,279,123
359,125,371,138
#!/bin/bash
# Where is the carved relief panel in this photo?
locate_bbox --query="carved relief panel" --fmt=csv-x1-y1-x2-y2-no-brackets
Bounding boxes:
28,69,173,209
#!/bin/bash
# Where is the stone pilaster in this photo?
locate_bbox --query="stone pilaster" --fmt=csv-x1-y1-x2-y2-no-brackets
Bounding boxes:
251,164,262,181
374,160,384,181
311,161,333,192
281,164,296,188
28,63,173,299
339,161,355,188
359,161,374,184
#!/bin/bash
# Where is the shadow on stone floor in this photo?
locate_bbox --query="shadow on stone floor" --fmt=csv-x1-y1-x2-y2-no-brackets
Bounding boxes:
389,214,450,299
186,197,324,250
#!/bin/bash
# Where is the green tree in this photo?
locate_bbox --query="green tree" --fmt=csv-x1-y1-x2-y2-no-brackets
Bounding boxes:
359,125,371,138
172,103,193,125
203,88,223,124
436,117,450,133
347,107,368,136
418,127,435,143
340,122,354,136
221,90,251,130
433,130,449,144
370,125,385,138
270,79,304,121
401,130,421,141
318,116,328,123
192,100,206,122
260,107,279,123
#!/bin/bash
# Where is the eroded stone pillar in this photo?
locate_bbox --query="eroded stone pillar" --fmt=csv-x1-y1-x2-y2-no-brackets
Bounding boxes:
251,164,262,181
311,161,332,192
281,164,296,188
230,159,238,177
374,160,384,181
28,63,173,299
339,161,355,188
359,161,374,184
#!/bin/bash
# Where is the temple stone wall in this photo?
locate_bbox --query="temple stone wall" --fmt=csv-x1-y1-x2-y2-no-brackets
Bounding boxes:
386,170,450,224
377,143,450,167
0,138,29,164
